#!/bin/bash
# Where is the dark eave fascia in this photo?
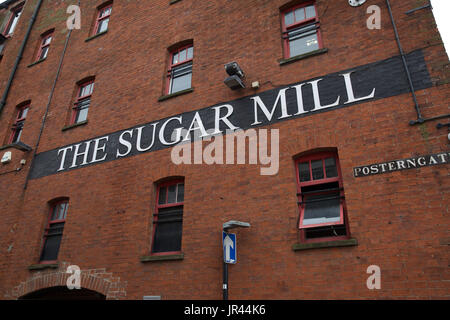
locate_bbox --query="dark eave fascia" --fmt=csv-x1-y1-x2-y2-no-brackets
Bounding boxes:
0,0,21,10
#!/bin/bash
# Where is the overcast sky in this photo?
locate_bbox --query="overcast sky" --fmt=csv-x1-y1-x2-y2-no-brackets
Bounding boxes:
0,0,448,54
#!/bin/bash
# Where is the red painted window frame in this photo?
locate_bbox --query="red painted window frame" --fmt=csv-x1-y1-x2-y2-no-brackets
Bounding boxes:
93,3,112,35
295,151,350,243
151,179,184,256
281,1,323,59
166,44,193,95
8,103,29,144
36,30,53,61
3,3,24,37
39,199,69,264
71,79,95,124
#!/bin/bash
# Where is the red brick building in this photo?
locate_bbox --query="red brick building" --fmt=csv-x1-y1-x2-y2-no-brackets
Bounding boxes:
0,0,448,300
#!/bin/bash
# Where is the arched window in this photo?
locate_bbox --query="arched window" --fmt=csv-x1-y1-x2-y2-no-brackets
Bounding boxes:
295,151,350,242
9,102,30,144
281,1,322,58
3,2,24,36
35,29,54,62
151,179,185,254
93,2,113,36
40,199,69,263
71,78,95,124
166,42,193,95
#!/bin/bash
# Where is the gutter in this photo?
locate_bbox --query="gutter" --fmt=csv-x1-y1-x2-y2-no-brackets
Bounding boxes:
23,0,80,189
385,0,424,125
386,0,449,127
0,0,44,116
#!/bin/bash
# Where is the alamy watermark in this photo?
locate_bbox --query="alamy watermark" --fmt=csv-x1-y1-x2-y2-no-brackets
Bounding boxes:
366,265,381,290
66,265,81,290
367,5,381,30
170,128,279,176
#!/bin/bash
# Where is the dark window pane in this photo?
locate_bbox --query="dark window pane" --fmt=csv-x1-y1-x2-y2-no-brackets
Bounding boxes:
294,8,305,22
177,183,184,203
19,107,28,119
40,222,65,261
170,65,192,94
12,126,23,143
6,10,21,35
152,206,183,253
75,107,89,123
79,84,93,97
172,53,179,64
311,159,324,180
97,18,109,34
59,203,68,220
303,192,341,226
288,30,319,57
158,187,167,204
51,205,59,220
187,47,193,60
284,11,294,26
179,49,187,62
167,184,177,204
51,203,68,221
305,224,347,239
43,36,52,46
298,162,310,182
325,157,338,178
39,46,49,60
305,5,316,19
100,6,112,18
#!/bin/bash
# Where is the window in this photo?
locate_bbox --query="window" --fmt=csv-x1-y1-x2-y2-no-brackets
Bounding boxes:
281,2,322,58
93,3,112,35
9,103,29,144
36,30,53,61
152,180,184,254
295,151,349,242
3,3,23,36
167,45,193,95
71,80,94,124
40,200,69,262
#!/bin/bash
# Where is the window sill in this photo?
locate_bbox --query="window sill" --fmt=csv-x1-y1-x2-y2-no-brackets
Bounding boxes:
62,120,88,131
279,48,328,66
85,30,108,42
292,238,357,251
28,262,59,271
0,141,32,152
27,58,46,68
158,88,193,102
170,0,182,4
140,253,184,262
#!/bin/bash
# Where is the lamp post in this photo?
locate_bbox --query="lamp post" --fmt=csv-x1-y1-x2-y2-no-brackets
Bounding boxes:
222,220,250,300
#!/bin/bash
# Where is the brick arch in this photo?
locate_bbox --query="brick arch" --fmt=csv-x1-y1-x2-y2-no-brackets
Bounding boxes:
5,262,127,300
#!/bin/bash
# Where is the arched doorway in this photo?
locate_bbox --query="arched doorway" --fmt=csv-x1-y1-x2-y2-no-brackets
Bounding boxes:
19,286,106,300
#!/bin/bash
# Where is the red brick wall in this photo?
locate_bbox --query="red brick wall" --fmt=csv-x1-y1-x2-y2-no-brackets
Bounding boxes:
0,0,448,299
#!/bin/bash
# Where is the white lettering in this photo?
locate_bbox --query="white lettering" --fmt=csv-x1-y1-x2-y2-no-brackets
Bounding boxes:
251,88,291,125
341,71,376,104
309,78,340,110
91,136,109,163
116,130,133,157
57,146,73,171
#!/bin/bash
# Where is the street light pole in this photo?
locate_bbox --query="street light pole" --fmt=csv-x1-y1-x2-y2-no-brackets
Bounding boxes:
222,220,250,301
223,248,229,300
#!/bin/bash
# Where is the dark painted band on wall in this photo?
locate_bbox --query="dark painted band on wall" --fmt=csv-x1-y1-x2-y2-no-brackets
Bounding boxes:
28,50,432,180
353,152,450,177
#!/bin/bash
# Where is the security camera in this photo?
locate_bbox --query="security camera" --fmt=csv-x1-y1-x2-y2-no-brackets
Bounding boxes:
225,62,244,78
348,0,367,7
224,62,245,90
